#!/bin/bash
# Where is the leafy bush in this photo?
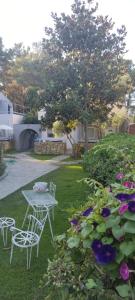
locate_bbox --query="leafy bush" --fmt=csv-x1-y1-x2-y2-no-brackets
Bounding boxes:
42,178,135,300
23,111,39,124
83,134,135,185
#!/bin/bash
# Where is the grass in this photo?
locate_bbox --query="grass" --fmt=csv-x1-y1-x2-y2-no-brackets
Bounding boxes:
29,152,57,160
0,164,88,300
63,156,82,162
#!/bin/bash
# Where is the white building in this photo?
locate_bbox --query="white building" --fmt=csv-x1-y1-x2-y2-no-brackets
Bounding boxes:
38,110,99,151
0,92,24,140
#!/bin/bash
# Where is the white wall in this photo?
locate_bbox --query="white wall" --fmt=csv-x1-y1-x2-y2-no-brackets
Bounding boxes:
0,114,13,128
13,113,24,124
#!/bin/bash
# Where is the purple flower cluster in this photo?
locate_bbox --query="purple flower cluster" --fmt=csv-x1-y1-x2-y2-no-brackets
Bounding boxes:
128,201,135,213
119,204,128,215
123,181,135,189
70,218,78,226
120,262,129,280
70,207,93,227
91,239,116,265
82,207,93,217
116,193,131,201
116,193,135,202
101,208,110,218
116,173,124,180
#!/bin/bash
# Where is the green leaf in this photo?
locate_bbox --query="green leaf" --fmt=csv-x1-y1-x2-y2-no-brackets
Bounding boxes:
120,241,135,256
106,216,120,229
112,225,125,240
96,223,106,233
101,237,113,244
83,239,91,248
116,284,130,298
81,225,93,238
123,221,135,233
86,279,97,290
116,252,124,264
54,234,66,242
67,236,80,248
123,211,135,221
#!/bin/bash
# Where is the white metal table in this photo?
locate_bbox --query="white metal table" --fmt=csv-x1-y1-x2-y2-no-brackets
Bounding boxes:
22,190,58,239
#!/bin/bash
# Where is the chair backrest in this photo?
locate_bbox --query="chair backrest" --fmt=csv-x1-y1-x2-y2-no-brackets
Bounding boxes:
27,214,47,239
49,182,56,197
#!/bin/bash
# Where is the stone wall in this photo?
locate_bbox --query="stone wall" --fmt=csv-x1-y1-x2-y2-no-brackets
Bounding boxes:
128,124,135,135
78,141,97,150
0,140,14,152
34,141,66,155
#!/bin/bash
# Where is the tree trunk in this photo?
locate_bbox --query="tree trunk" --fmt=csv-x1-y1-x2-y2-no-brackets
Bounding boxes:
84,121,89,151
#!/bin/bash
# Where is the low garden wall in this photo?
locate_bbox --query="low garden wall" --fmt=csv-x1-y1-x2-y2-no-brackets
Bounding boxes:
34,141,66,155
0,140,14,152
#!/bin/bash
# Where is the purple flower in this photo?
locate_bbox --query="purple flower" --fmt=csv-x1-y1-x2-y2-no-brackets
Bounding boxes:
70,218,78,226
116,193,130,202
120,262,129,281
123,181,135,189
91,239,103,254
116,173,124,180
128,201,135,213
95,244,116,265
128,193,135,201
82,207,93,217
101,208,111,218
119,204,128,215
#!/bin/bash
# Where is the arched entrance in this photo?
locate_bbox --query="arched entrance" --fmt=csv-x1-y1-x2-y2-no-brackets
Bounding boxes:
19,129,38,151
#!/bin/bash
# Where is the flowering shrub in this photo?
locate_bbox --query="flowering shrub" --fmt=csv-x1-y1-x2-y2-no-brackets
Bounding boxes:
42,178,135,300
83,133,135,186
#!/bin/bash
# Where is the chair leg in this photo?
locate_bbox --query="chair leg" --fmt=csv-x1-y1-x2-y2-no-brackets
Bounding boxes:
10,243,14,264
26,247,33,269
2,227,5,246
29,247,32,269
52,207,54,221
47,211,54,240
27,248,29,269
22,205,30,228
37,243,39,257
5,227,8,246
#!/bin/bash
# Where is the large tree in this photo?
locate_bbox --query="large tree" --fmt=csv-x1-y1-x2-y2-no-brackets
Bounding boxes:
41,0,132,149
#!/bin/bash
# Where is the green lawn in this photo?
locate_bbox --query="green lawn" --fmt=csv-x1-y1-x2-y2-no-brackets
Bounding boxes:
29,152,57,160
0,164,87,300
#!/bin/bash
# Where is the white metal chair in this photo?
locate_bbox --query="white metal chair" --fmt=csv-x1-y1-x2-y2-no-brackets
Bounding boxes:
10,214,47,269
0,217,15,247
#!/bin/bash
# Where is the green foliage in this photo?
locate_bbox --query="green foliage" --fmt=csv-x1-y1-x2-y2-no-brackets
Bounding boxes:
52,120,65,137
23,110,39,124
83,133,135,185
42,178,135,299
41,0,132,149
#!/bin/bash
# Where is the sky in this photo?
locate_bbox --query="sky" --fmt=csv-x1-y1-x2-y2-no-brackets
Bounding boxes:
0,0,135,61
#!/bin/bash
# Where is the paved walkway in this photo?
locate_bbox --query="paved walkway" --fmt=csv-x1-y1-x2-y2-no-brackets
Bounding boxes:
0,153,68,200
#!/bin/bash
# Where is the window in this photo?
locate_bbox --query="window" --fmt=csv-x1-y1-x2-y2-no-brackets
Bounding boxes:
8,105,11,114
80,126,97,141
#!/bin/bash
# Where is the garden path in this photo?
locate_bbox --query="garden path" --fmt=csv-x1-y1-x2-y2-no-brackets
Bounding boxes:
0,153,68,200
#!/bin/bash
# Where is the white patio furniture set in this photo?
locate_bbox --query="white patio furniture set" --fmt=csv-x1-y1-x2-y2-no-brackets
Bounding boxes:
0,182,57,269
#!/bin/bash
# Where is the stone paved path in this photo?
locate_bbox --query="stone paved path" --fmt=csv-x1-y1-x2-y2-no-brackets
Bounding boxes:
0,153,68,200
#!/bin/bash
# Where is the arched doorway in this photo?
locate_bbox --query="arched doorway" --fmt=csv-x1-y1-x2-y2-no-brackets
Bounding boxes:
19,129,38,151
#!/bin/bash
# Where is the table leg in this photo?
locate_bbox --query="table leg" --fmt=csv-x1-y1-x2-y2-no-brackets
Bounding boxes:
22,205,30,228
